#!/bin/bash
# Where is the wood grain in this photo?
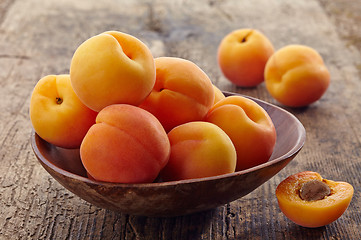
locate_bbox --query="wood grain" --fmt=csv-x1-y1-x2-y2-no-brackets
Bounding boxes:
1,0,360,239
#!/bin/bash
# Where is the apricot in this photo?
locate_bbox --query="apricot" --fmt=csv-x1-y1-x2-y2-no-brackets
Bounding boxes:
70,31,156,112
217,28,274,87
264,44,330,107
276,171,354,228
205,95,276,171
213,85,225,105
80,104,170,183
30,74,97,148
139,57,214,132
161,121,236,181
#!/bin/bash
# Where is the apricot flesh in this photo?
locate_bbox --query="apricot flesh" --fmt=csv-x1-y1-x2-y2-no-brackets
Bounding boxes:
276,171,354,228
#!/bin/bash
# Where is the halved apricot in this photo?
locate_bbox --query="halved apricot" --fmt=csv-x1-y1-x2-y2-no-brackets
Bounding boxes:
276,171,354,228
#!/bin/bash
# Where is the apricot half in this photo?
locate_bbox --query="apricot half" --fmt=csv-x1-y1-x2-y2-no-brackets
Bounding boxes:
276,171,354,228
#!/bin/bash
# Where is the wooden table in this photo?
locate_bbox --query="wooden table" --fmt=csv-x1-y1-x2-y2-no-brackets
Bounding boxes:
1,0,360,239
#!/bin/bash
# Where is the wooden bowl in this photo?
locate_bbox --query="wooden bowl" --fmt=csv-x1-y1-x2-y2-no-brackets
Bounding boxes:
30,91,306,217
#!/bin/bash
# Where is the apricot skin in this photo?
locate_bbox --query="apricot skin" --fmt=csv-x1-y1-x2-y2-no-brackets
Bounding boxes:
70,31,156,112
264,45,330,107
276,171,354,228
218,28,274,87
205,96,276,171
80,104,170,183
139,57,214,132
161,121,236,181
213,85,226,105
30,74,97,148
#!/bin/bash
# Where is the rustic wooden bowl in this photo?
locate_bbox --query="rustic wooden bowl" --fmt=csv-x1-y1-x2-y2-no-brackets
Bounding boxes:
31,91,306,217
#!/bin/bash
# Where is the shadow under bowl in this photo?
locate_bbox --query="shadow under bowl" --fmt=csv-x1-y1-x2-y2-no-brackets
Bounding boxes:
31,91,306,217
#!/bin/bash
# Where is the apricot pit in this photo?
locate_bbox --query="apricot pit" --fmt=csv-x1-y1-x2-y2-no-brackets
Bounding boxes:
299,179,331,201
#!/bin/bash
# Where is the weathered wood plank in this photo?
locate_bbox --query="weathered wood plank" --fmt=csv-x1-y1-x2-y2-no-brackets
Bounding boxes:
1,0,360,239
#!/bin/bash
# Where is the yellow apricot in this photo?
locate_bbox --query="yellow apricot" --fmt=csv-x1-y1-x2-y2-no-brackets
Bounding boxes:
70,31,156,112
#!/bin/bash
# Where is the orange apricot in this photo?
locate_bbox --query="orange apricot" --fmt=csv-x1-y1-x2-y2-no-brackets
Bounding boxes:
264,45,330,107
218,28,274,87
205,95,276,171
276,171,354,228
161,121,236,181
30,74,97,148
139,57,214,132
80,104,170,183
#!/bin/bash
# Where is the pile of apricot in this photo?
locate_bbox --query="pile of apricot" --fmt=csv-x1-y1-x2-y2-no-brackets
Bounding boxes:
30,30,277,184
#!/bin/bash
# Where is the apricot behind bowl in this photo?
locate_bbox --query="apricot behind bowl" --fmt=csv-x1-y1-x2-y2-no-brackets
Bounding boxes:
218,28,274,87
31,91,306,217
264,45,330,107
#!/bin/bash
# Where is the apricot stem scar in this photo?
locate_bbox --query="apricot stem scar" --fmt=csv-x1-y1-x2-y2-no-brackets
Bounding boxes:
299,179,331,201
240,31,253,43
56,97,63,104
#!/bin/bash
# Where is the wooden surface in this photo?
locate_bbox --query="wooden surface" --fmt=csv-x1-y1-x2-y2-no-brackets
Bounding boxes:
0,0,360,239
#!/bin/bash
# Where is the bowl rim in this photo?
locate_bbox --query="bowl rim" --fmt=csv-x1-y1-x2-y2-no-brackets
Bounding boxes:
31,91,306,188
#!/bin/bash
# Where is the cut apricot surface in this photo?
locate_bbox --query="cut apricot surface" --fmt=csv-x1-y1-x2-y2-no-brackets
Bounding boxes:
276,171,354,228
